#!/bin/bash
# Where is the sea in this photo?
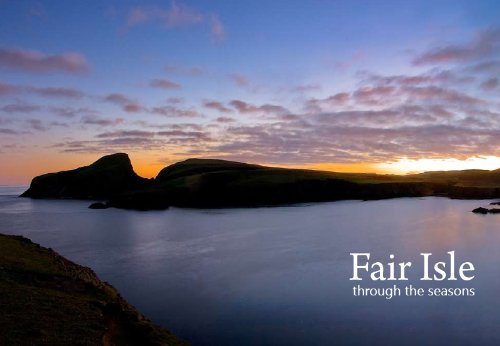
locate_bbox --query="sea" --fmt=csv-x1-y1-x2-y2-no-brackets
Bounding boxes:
0,186,499,345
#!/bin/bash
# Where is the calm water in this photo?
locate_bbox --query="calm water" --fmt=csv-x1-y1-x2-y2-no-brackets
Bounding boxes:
0,186,499,345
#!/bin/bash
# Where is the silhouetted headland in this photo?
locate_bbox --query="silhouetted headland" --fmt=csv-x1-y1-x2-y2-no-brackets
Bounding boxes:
21,153,500,210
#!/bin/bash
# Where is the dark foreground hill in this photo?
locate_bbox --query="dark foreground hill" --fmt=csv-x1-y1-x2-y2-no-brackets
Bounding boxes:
21,153,500,210
0,233,187,345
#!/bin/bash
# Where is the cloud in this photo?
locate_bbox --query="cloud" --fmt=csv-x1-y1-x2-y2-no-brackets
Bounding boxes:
0,128,20,135
230,100,289,115
96,130,155,139
128,2,203,27
26,119,47,131
204,100,231,113
353,86,397,105
305,92,351,112
290,84,322,93
54,125,213,153
467,60,500,73
229,73,249,87
167,97,184,104
0,82,84,99
150,105,200,117
228,73,262,93
0,82,19,96
480,77,498,90
104,93,144,113
0,47,89,74
209,14,225,42
1,102,41,114
164,63,207,76
42,26,500,166
50,107,97,118
216,116,235,123
157,130,212,141
150,78,181,90
127,1,225,42
413,27,500,65
29,86,84,98
81,115,124,126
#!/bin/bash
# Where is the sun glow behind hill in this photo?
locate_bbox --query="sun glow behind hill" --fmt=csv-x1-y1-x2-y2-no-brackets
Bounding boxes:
375,156,500,174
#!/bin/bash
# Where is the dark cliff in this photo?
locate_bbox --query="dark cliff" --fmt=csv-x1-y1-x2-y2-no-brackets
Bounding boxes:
21,153,150,199
21,154,500,210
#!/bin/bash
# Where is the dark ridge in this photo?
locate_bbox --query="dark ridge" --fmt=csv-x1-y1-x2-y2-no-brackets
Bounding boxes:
21,153,500,210
156,158,262,182
21,153,150,199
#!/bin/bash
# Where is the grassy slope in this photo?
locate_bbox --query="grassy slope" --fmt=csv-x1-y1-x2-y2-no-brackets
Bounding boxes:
0,234,187,346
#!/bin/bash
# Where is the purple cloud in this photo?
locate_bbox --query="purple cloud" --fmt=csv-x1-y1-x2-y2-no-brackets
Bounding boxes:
204,100,231,113
0,82,84,99
81,115,124,126
104,93,144,113
209,14,225,42
1,102,41,114
150,78,181,90
150,105,200,117
413,27,500,65
0,47,89,74
127,2,225,42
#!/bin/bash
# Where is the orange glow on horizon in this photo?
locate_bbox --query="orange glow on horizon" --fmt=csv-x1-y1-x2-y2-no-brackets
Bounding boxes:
2,152,499,186
376,156,500,174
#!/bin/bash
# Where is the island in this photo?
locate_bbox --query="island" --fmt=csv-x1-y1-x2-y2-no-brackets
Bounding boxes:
21,153,500,210
0,233,187,345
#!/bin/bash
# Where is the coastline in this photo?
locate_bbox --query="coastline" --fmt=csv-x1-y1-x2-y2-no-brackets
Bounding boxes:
0,233,187,345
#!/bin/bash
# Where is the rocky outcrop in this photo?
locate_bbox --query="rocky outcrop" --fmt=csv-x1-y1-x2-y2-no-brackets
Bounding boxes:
21,153,150,199
89,202,110,209
0,233,187,345
472,207,489,214
472,207,500,214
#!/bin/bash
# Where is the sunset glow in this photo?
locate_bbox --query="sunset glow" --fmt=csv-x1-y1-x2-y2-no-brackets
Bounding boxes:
377,156,500,174
1,1,499,184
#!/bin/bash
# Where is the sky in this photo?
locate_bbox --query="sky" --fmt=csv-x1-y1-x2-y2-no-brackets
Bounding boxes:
0,0,499,184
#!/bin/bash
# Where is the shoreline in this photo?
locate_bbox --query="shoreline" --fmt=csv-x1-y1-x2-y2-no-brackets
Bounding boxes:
0,233,188,345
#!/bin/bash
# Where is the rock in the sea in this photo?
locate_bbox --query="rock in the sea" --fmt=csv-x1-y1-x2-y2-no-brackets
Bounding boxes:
490,202,500,206
489,208,500,214
472,207,489,214
88,202,109,209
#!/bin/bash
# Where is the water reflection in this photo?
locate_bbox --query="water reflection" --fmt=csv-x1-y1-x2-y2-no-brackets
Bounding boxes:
0,192,498,345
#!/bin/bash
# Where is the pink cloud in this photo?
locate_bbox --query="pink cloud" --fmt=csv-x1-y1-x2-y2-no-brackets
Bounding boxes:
0,82,84,99
0,82,20,95
150,105,200,117
104,93,144,113
290,84,322,93
230,100,288,115
81,115,124,126
210,14,225,42
127,2,224,42
150,78,181,90
0,47,89,74
204,100,231,113
413,27,500,65
28,86,84,99
216,116,235,123
1,102,40,114
229,73,249,87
